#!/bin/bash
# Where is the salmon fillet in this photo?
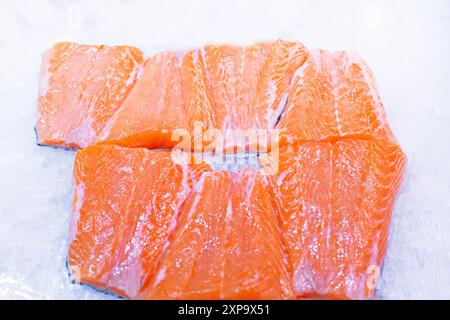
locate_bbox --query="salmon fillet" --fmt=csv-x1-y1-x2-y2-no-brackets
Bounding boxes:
68,145,210,298
268,140,406,299
37,42,144,149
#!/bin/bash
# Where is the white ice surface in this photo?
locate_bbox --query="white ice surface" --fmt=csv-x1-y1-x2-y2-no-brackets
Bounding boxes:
0,0,449,299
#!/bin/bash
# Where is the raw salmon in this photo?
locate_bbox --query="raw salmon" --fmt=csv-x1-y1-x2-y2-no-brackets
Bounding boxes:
36,40,307,152
100,40,307,152
201,40,306,152
140,170,293,299
267,48,406,299
69,146,292,299
99,49,214,151
37,42,143,149
36,40,407,300
268,140,406,299
68,145,210,298
276,49,397,145
98,51,187,149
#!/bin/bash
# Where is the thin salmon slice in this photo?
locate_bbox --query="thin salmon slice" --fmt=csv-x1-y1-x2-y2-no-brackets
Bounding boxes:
268,140,406,299
276,49,396,145
68,145,210,298
139,169,293,299
37,42,144,149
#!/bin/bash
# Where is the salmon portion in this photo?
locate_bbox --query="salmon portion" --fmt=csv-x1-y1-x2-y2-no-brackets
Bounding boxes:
37,42,144,149
140,170,293,299
277,49,396,145
68,145,210,298
269,140,406,299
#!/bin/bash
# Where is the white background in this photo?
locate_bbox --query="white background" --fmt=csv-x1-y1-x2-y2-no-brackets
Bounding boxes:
0,0,449,299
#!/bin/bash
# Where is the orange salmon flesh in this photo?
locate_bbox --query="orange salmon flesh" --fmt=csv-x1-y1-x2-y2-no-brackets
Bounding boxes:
36,40,406,299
